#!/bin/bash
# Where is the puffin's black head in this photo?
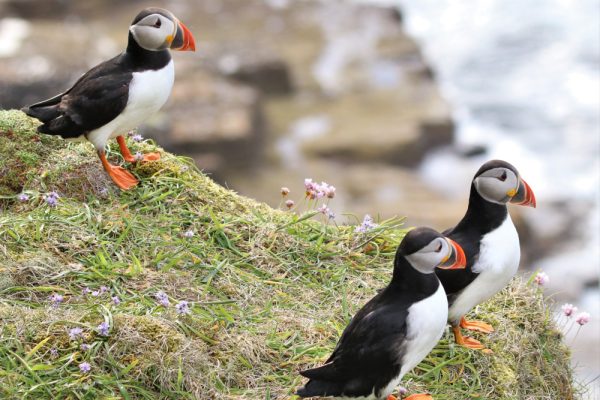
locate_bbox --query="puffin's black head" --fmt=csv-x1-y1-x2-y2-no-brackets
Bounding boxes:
129,8,196,52
472,160,536,208
397,227,466,274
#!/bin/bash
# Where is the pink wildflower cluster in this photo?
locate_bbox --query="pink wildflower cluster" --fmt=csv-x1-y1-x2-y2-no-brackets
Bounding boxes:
561,303,577,317
533,271,549,286
304,179,336,200
561,302,590,326
559,300,591,345
575,312,590,326
278,178,337,221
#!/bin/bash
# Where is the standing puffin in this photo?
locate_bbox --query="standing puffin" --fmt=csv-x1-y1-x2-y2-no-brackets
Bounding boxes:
297,227,467,400
435,160,536,350
21,8,196,190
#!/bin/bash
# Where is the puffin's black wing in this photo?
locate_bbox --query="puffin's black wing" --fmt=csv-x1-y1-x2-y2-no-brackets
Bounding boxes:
22,55,131,139
298,293,409,398
435,226,480,300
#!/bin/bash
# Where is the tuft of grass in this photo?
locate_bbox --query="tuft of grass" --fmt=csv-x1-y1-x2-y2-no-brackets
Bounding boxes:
0,110,577,399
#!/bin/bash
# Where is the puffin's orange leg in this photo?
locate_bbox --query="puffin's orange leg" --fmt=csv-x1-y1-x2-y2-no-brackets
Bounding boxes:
460,316,494,333
98,150,138,190
404,394,433,400
387,395,398,400
116,135,160,163
452,325,485,350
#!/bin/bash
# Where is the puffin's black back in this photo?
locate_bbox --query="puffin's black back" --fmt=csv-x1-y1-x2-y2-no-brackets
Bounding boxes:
22,11,172,138
435,175,508,300
297,247,440,398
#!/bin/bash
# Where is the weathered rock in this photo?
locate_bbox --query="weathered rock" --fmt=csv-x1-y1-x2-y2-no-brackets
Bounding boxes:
210,50,294,96
139,65,265,171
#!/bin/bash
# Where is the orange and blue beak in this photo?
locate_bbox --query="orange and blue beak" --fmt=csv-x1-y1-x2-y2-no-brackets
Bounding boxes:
170,19,196,51
509,178,536,208
438,238,467,270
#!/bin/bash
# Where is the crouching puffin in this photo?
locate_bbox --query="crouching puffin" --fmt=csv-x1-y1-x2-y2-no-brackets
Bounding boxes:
22,8,196,190
296,228,467,400
435,160,536,351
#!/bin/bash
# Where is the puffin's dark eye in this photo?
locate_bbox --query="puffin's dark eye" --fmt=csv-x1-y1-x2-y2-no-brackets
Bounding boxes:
499,171,507,181
154,18,162,28
435,243,443,253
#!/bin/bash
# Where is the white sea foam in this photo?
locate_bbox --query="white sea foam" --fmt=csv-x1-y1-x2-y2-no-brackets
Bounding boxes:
0,18,30,58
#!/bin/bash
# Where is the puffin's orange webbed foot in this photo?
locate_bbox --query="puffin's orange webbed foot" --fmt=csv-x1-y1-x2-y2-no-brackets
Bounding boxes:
116,135,161,163
452,325,486,350
98,150,138,190
460,317,494,334
387,395,398,400
404,394,433,400
139,152,160,162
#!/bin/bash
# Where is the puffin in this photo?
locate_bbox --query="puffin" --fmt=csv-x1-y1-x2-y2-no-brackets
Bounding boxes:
21,8,196,190
435,160,536,350
296,227,467,400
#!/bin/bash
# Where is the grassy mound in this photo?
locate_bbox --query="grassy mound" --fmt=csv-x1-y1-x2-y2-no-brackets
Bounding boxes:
0,110,576,399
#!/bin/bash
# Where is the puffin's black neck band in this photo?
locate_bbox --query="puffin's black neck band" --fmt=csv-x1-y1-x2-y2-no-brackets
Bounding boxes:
456,183,508,234
125,33,171,70
391,254,439,295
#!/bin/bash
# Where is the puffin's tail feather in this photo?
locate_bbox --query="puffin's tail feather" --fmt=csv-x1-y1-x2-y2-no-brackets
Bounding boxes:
21,104,61,124
22,105,82,138
300,362,339,381
296,379,343,398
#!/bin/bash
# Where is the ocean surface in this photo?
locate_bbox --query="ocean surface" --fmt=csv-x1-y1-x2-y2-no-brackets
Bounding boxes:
360,0,599,397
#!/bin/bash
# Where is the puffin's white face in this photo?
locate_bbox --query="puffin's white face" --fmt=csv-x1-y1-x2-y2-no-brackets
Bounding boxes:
130,13,177,51
474,167,519,205
405,236,466,274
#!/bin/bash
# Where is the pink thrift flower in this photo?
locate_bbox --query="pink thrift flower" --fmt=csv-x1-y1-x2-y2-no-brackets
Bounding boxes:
317,204,329,214
575,312,590,326
285,200,295,209
561,303,577,317
325,185,336,199
534,271,549,286
280,187,290,196
304,178,314,191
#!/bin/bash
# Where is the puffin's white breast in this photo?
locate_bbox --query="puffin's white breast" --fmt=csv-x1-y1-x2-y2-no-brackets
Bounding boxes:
87,60,174,149
448,214,520,323
378,283,448,398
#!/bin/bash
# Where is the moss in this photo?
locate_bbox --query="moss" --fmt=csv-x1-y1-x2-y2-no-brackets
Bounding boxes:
0,109,577,399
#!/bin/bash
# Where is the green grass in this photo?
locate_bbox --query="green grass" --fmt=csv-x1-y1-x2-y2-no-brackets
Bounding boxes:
0,109,576,399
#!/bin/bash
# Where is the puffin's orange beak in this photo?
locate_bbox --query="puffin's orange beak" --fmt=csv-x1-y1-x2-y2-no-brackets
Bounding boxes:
171,19,196,51
510,178,536,208
438,238,467,270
